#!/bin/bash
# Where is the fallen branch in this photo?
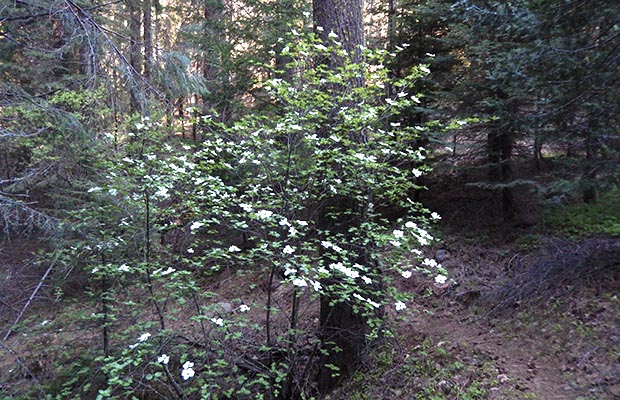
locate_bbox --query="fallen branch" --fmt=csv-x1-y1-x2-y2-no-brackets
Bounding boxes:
0,341,40,382
3,252,60,341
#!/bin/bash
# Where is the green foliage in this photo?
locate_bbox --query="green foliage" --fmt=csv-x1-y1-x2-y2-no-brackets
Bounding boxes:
174,0,310,120
4,0,620,397
155,51,207,100
0,84,113,238
544,190,620,237
513,234,542,251
396,0,620,221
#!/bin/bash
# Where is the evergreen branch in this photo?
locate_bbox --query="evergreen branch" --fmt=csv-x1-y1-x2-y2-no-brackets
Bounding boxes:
0,0,122,23
0,193,61,239
550,30,620,54
62,0,166,106
0,128,45,138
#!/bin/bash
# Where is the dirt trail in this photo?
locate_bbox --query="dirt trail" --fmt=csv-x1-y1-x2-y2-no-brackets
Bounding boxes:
411,307,577,399
390,234,620,400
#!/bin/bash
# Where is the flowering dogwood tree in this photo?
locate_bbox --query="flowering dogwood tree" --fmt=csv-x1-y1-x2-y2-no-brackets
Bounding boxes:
64,31,445,399
165,31,444,397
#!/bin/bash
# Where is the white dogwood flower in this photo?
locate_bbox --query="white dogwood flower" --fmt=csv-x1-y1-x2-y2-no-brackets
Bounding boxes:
190,221,204,231
181,361,195,380
292,278,307,287
256,210,273,219
138,332,151,342
158,354,170,365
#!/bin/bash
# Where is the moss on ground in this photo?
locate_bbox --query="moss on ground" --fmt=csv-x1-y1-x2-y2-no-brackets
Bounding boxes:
544,189,620,237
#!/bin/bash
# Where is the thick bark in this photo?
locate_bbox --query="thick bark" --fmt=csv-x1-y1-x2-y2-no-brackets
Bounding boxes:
313,0,364,66
316,293,367,390
128,0,143,111
315,197,368,393
312,0,368,393
143,0,153,79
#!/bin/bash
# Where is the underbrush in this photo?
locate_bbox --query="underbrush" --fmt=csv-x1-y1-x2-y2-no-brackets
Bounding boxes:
481,237,620,317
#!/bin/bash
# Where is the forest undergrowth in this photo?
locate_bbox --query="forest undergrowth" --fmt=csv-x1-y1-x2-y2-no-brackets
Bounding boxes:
2,0,619,397
1,173,620,399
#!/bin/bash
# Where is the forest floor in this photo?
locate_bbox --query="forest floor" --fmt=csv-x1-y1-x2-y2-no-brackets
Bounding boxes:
2,183,620,399
327,166,620,400
1,237,620,399
330,233,620,400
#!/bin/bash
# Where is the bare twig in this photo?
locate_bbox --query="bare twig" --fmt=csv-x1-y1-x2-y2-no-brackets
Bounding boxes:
0,128,45,138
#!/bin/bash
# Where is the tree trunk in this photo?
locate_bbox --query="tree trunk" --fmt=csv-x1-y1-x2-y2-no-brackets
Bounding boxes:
582,124,598,203
128,0,143,112
533,135,543,170
315,198,369,393
314,0,364,67
488,128,514,222
202,0,230,123
143,0,153,79
312,0,368,394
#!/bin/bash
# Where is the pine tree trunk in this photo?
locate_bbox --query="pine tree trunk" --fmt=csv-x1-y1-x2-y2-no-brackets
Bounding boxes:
143,0,153,79
312,0,368,393
313,0,364,67
128,0,143,112
202,0,228,121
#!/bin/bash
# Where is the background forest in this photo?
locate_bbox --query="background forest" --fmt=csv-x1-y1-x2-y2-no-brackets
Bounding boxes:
1,0,619,399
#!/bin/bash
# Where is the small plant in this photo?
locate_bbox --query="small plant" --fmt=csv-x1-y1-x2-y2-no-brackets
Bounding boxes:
330,336,504,400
